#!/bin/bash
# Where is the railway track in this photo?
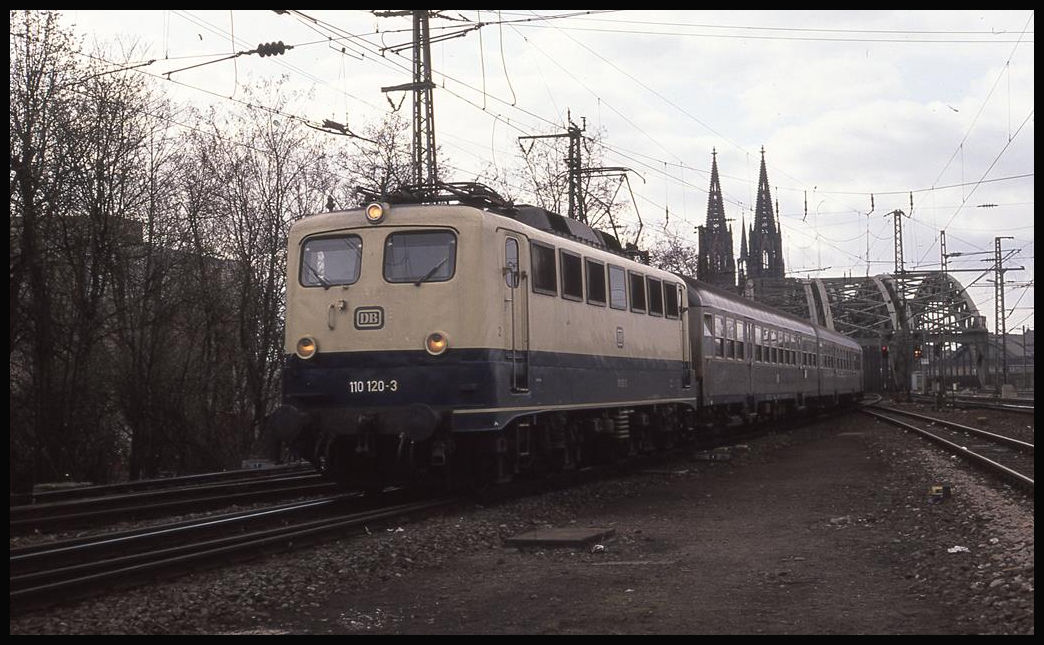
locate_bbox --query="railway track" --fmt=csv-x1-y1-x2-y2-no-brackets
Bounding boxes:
862,405,1034,494
10,470,336,535
10,492,459,614
9,407,862,615
910,393,1034,415
9,463,317,507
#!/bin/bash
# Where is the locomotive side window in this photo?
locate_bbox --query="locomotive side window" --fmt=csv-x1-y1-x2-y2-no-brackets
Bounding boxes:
664,284,679,319
586,259,607,306
647,277,664,316
629,271,646,313
300,235,363,287
504,238,519,288
608,265,627,310
560,250,583,301
530,242,557,295
383,230,456,284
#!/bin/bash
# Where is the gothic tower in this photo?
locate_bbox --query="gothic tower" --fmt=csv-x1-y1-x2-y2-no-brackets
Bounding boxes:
746,147,785,280
696,149,736,290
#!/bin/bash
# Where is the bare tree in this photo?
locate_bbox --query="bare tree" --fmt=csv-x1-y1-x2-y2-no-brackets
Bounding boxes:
190,80,343,461
333,111,414,206
10,10,83,489
647,232,701,278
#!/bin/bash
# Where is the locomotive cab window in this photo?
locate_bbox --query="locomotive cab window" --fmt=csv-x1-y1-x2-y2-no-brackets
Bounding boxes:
530,241,557,295
586,258,607,306
384,230,456,284
628,271,646,313
560,250,583,301
647,277,664,316
300,235,363,287
608,264,627,310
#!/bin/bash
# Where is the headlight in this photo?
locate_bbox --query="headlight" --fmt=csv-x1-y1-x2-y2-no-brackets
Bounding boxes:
296,336,318,359
365,202,388,224
425,331,448,356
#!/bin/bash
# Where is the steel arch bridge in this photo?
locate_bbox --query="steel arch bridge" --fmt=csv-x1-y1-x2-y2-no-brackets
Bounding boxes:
746,272,988,391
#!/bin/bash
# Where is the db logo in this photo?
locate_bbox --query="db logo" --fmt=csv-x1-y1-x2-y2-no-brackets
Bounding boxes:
354,306,384,329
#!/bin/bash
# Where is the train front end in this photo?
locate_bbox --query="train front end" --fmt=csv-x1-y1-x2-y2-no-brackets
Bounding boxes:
273,202,493,488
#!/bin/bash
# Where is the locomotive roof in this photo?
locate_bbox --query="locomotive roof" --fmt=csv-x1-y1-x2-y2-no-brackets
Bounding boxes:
354,181,636,260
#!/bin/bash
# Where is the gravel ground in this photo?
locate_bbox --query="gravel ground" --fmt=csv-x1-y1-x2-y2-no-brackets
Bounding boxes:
10,407,1034,635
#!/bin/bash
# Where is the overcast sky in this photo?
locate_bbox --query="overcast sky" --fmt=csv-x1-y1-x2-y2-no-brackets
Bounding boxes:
60,9,1034,333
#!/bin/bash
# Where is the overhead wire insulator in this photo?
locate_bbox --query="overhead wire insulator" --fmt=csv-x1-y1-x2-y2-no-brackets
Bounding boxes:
257,41,288,57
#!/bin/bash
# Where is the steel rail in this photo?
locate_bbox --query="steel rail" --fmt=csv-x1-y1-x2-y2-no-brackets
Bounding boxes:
861,408,1034,493
873,405,1033,453
10,497,459,612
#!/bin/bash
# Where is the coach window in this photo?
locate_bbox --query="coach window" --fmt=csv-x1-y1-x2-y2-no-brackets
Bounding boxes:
737,322,746,360
629,271,647,313
664,283,680,319
586,258,607,306
725,318,736,358
647,277,664,316
715,314,725,358
608,265,627,310
770,329,778,364
530,241,557,295
753,325,761,362
301,235,363,287
560,250,583,301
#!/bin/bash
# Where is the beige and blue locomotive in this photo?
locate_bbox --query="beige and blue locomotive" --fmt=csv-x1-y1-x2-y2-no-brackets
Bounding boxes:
272,188,862,489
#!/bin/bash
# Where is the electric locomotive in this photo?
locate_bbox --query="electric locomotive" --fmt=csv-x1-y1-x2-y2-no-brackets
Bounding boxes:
271,185,698,489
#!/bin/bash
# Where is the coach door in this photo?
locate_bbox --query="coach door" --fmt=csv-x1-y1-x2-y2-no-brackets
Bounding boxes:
503,233,530,392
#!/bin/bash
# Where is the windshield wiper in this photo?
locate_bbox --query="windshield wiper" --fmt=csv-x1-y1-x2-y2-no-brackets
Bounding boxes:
304,259,331,289
414,257,448,286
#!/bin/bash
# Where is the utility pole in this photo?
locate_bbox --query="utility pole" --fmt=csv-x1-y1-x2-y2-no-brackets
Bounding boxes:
886,206,912,397
519,112,586,221
992,236,1018,393
1022,325,1028,390
380,10,438,192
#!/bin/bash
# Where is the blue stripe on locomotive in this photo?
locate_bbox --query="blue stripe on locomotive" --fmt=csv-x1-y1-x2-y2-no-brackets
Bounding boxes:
282,348,693,435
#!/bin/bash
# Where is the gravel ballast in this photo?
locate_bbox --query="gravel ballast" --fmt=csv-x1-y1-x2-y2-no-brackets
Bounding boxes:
10,408,1034,634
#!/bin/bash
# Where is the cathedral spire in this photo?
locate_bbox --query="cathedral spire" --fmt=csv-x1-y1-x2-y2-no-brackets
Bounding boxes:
697,148,736,289
747,146,785,280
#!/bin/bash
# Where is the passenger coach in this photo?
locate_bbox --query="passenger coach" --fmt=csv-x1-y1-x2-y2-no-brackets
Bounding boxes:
683,277,863,424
